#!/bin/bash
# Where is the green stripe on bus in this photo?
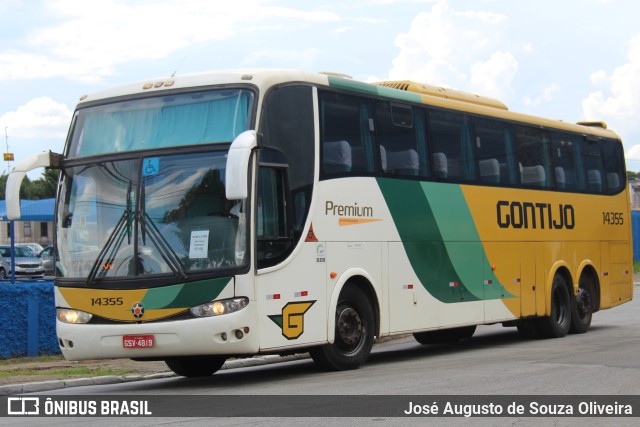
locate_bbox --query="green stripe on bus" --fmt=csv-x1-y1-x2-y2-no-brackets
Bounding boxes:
141,277,232,309
377,178,510,302
327,76,423,103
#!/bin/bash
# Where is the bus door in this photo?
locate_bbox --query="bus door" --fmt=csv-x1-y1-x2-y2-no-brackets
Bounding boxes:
255,247,327,351
254,166,327,351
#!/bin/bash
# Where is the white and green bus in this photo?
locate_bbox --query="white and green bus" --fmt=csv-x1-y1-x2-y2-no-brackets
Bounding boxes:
5,70,632,376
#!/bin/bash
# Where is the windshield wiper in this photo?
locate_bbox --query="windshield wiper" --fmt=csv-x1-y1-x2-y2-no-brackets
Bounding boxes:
86,207,132,285
139,183,187,279
86,181,133,285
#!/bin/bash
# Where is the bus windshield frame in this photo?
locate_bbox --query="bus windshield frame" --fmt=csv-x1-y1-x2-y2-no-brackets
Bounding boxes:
66,88,255,159
56,87,256,287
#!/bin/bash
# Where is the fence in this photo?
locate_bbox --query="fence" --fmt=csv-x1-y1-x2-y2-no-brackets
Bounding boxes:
0,281,59,358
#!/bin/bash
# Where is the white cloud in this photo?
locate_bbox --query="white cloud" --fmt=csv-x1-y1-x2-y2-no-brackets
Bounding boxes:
0,0,340,82
0,97,72,139
523,82,559,107
625,144,640,161
389,0,516,98
455,9,505,25
582,34,640,129
240,48,322,69
334,26,356,34
0,0,20,11
469,51,518,98
589,70,608,86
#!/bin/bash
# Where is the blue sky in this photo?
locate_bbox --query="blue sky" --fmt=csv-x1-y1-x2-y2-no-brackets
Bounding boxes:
1,0,640,176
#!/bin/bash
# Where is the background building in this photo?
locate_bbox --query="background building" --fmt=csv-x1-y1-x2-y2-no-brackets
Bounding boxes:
0,199,54,246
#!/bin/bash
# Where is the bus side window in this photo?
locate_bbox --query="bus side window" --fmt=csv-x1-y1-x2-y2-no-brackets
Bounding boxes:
473,118,517,185
582,137,605,194
603,139,626,194
515,126,553,188
428,110,475,182
320,92,376,177
256,166,292,269
551,132,581,191
375,101,425,177
261,84,314,245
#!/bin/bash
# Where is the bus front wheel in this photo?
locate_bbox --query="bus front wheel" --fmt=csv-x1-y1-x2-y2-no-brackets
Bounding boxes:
164,355,226,377
536,274,571,338
309,285,375,371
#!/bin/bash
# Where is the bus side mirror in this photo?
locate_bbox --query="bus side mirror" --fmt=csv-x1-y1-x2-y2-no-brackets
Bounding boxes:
5,151,62,220
225,130,257,200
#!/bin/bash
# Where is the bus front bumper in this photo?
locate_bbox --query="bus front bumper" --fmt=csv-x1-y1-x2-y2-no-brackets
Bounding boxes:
56,307,259,361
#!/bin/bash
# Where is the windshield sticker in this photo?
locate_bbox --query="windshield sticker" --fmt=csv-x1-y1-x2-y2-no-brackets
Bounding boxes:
142,158,160,177
189,230,209,259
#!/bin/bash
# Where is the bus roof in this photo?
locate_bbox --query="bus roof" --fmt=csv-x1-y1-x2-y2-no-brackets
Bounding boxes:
76,69,619,140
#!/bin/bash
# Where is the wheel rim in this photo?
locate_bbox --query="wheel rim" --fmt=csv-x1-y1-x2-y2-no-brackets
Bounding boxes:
575,287,592,320
553,286,569,325
336,306,364,352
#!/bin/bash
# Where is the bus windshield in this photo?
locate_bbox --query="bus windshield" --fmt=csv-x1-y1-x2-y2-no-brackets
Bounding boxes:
67,89,254,158
56,151,247,282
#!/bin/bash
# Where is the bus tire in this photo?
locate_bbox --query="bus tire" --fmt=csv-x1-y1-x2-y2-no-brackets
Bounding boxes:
164,355,226,377
309,285,375,371
516,319,540,339
535,274,571,338
569,273,594,334
413,325,476,344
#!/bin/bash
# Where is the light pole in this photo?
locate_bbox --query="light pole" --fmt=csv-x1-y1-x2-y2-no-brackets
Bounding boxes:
4,127,13,174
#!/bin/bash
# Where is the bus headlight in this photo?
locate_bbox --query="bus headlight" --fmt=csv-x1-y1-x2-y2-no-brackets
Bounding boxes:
57,308,93,324
190,297,249,317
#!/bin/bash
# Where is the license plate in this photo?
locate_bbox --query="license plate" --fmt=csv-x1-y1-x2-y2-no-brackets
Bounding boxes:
123,335,154,349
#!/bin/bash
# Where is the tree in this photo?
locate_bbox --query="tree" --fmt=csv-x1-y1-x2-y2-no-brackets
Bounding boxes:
0,169,58,200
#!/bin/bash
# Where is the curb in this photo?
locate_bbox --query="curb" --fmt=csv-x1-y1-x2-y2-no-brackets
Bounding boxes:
0,353,309,396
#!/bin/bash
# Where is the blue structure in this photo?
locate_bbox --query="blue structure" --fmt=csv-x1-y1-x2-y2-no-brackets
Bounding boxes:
0,199,59,358
0,198,55,222
0,281,58,358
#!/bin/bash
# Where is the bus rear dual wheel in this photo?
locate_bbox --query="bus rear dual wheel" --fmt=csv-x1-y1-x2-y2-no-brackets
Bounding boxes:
518,273,593,339
309,285,375,371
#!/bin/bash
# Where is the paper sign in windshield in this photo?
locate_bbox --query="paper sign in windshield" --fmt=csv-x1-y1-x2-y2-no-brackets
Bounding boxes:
189,230,209,258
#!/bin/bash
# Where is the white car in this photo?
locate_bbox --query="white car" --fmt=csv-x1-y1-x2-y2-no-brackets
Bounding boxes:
16,242,44,257
0,245,45,278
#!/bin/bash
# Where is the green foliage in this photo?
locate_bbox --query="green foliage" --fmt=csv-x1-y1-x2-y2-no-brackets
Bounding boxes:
0,168,59,200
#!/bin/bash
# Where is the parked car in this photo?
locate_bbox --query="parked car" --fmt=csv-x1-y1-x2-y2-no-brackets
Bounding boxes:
38,246,55,276
0,258,8,279
16,242,44,257
0,245,45,278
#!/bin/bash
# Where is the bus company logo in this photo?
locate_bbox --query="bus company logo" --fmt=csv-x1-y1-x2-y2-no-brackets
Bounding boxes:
268,301,316,340
131,303,145,319
325,200,381,227
7,397,40,415
496,200,575,230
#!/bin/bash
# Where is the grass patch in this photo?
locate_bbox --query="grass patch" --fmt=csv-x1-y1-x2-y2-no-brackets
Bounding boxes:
0,355,64,366
635,260,640,273
0,366,131,378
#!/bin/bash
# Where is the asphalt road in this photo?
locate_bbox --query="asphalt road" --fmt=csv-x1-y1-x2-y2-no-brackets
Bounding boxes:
4,289,639,426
